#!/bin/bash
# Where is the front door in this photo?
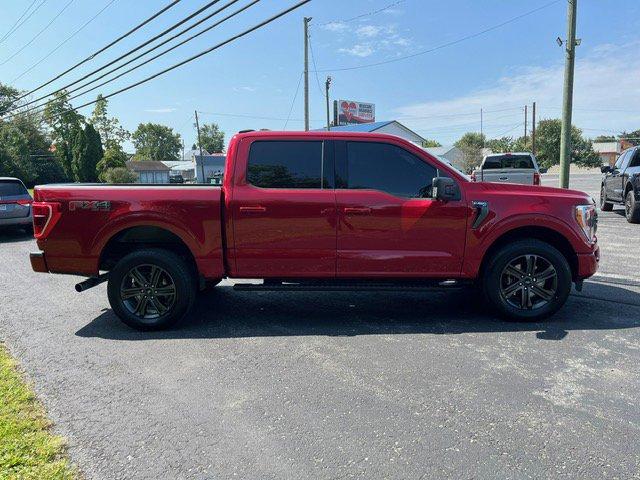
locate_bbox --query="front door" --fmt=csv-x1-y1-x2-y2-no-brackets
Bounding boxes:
231,138,337,278
606,151,628,201
334,140,467,278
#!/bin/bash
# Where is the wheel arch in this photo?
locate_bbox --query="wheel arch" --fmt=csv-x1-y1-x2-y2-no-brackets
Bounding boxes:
478,225,579,281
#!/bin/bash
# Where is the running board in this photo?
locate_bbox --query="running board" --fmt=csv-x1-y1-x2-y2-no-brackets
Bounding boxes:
233,279,466,292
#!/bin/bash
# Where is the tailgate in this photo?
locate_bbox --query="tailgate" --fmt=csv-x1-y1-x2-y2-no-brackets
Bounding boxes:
481,169,535,185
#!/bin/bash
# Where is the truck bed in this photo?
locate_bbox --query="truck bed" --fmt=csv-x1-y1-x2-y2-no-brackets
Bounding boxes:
33,184,225,279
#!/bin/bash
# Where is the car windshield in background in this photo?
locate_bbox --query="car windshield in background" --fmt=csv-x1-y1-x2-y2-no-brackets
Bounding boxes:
483,155,534,169
0,180,28,197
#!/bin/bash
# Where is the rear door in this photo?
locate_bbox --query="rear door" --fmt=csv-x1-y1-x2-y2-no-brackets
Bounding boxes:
230,138,337,278
0,179,31,220
607,151,629,201
334,140,467,278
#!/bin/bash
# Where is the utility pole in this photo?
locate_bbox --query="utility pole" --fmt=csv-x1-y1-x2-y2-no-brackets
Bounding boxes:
303,17,312,131
559,0,578,188
194,110,205,183
532,102,537,155
524,105,528,140
325,76,332,131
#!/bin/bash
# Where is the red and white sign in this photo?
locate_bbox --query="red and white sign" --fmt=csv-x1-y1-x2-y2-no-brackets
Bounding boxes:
338,100,375,125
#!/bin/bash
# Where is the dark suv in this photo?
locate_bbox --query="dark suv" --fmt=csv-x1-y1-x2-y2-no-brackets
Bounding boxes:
600,146,640,223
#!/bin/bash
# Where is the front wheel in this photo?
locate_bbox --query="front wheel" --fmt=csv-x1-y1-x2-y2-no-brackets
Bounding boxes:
625,190,640,223
107,248,196,330
600,185,613,211
482,240,572,321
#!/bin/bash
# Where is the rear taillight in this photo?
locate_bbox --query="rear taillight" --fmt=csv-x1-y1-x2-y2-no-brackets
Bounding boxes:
533,172,541,185
32,202,61,239
16,199,32,206
470,172,477,182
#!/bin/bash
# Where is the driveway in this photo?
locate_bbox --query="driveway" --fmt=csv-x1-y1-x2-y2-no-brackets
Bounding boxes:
0,173,638,479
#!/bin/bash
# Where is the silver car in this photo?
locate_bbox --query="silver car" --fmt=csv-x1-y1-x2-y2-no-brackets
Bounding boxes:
0,177,33,232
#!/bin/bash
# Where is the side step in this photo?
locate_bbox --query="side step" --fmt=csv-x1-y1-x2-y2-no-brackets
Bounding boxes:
233,279,466,292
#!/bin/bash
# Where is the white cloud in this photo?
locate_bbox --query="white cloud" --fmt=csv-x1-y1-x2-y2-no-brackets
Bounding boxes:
144,107,177,113
356,25,383,38
393,41,640,143
233,86,256,93
339,44,375,57
322,21,348,33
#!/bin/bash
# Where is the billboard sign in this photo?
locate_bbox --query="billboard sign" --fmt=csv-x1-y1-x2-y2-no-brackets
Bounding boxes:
338,100,375,125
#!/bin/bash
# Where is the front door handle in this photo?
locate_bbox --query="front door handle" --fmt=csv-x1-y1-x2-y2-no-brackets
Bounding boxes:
343,207,372,215
239,205,267,213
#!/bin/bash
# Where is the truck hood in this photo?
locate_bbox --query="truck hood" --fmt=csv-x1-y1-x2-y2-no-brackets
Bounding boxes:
468,181,594,202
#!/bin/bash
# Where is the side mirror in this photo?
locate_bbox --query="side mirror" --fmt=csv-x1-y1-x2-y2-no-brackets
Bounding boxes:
432,177,461,202
539,167,548,174
601,165,612,174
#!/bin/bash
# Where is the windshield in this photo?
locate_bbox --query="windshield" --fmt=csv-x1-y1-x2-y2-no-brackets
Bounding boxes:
0,180,28,197
483,155,535,169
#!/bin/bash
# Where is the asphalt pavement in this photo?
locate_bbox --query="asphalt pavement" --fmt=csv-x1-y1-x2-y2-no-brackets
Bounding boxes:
0,173,638,479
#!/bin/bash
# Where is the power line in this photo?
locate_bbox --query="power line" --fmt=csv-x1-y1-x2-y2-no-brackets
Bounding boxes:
0,0,47,45
11,0,119,83
308,31,325,98
284,72,304,129
1,0,77,66
11,0,261,118
318,0,405,26
314,0,561,72
14,0,182,101
11,0,227,113
0,0,39,44
22,0,312,125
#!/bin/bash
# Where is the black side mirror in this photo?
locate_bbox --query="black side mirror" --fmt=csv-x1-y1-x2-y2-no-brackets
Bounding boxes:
432,177,461,202
601,165,612,174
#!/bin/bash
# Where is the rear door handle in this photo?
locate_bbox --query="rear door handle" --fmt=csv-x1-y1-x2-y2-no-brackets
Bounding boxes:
343,207,372,215
239,205,267,213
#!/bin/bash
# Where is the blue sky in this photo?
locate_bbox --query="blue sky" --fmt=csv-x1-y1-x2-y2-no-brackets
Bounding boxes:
2,0,640,150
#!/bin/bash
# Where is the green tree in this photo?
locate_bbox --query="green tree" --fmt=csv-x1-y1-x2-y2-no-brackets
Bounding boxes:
90,94,129,151
421,139,441,148
0,83,21,115
485,136,516,153
593,135,616,142
131,123,181,161
619,130,640,146
43,91,83,178
72,124,103,182
534,119,600,168
195,122,225,153
97,146,129,181
455,132,486,173
103,166,138,183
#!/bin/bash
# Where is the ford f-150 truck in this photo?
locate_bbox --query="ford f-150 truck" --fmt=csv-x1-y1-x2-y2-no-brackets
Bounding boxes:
29,131,600,330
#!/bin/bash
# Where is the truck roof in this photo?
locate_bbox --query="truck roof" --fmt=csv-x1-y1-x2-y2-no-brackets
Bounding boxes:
232,130,411,142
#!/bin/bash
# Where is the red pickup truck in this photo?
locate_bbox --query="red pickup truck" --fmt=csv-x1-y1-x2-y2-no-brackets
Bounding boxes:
29,131,599,330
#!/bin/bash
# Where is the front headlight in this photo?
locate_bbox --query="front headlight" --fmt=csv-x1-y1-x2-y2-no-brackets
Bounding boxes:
575,204,597,242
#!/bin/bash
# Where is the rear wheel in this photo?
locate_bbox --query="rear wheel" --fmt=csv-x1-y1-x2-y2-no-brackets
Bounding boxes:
625,190,640,223
107,249,196,330
482,240,572,321
600,185,613,211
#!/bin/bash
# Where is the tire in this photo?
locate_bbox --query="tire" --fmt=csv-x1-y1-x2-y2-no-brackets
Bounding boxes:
624,190,640,223
600,185,613,211
481,239,572,321
107,248,197,330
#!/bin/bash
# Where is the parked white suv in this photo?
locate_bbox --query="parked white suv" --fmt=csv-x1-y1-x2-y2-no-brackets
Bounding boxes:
471,152,541,185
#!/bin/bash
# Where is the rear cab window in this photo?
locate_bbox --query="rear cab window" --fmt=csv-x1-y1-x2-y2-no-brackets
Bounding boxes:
482,155,535,169
0,179,28,197
247,141,330,189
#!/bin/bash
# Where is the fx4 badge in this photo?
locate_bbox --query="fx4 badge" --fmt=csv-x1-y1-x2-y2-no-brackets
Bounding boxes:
69,200,111,212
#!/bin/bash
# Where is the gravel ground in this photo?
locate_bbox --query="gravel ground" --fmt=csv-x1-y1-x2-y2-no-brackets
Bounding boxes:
0,173,638,479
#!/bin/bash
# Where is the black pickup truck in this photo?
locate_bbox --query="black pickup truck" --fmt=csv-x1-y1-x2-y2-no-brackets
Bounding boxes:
600,145,640,223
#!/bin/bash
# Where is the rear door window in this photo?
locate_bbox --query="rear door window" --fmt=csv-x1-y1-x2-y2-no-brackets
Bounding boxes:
247,141,324,189
0,180,28,197
483,155,535,169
